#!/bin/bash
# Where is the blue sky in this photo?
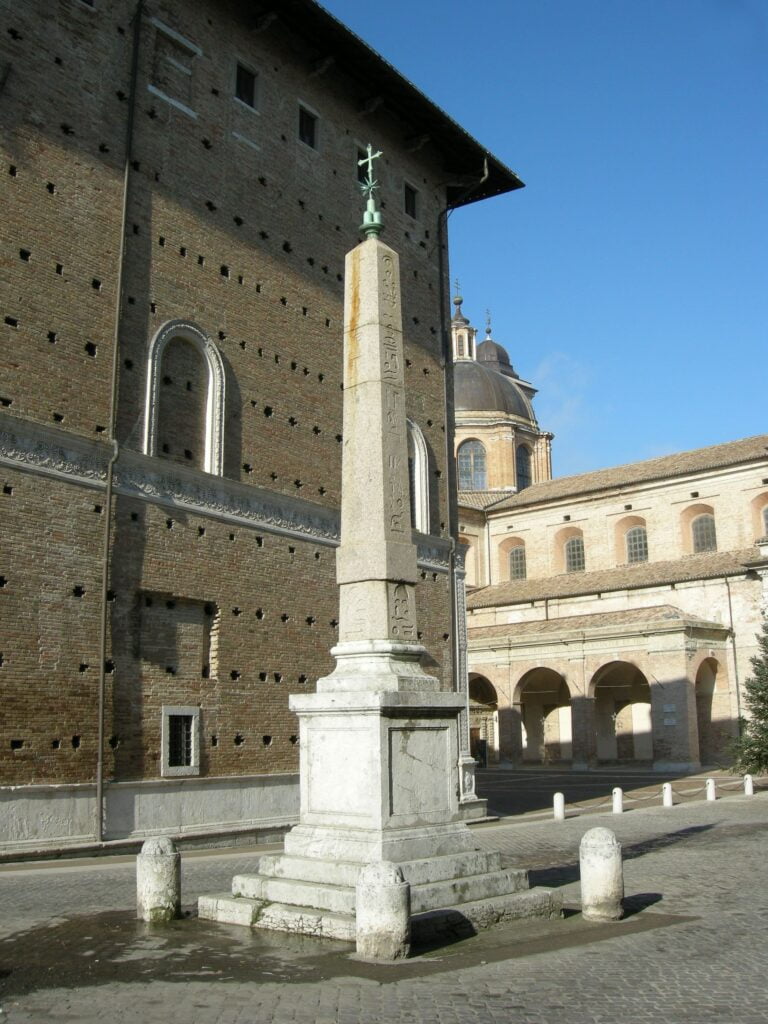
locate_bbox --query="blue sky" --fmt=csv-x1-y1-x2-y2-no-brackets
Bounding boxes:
321,0,768,477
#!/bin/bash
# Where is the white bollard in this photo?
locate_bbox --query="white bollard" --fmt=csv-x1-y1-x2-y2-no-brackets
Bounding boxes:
137,836,180,922
355,862,410,961
580,827,624,921
662,782,674,808
706,778,717,802
744,774,754,796
612,787,623,814
553,792,566,821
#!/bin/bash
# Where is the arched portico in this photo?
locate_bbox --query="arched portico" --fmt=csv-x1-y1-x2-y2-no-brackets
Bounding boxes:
590,661,653,762
515,668,572,764
695,656,732,765
469,674,498,764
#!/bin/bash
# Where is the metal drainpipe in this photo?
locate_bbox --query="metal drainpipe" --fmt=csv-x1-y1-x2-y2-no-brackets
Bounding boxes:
436,159,490,698
724,575,742,723
95,0,144,844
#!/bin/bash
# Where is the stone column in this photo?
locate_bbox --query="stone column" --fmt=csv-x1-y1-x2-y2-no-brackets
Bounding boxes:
648,644,700,771
570,694,596,769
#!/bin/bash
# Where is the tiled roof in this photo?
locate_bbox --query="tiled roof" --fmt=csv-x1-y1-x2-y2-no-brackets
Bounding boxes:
489,434,768,512
457,491,514,510
468,604,726,641
466,546,761,609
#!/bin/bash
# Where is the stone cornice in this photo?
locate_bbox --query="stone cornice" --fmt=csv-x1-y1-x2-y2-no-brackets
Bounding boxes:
0,412,450,570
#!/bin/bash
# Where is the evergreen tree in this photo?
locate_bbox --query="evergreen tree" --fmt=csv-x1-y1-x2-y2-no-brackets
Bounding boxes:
731,615,768,774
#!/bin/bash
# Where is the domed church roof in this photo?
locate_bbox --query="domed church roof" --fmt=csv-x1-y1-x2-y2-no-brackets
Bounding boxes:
454,359,535,421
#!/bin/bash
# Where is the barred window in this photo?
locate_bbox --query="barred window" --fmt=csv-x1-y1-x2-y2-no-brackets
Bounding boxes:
509,546,526,581
565,536,585,573
692,514,717,553
763,506,768,537
626,525,648,563
457,440,486,490
161,705,200,776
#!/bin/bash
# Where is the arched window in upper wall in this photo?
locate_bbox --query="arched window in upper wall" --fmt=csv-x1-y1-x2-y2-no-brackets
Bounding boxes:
565,536,585,573
144,320,226,475
692,514,717,553
626,525,648,563
516,445,532,491
407,419,430,533
457,439,487,490
509,544,526,581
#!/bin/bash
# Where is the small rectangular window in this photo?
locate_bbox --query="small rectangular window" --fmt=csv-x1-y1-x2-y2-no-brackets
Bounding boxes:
404,183,418,219
161,705,200,776
235,63,257,108
298,106,317,149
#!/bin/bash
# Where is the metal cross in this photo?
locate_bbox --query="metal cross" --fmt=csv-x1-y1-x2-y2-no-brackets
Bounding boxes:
358,142,383,198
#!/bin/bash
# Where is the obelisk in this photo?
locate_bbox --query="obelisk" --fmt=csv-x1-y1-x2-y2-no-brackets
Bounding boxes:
198,148,560,940
281,146,471,864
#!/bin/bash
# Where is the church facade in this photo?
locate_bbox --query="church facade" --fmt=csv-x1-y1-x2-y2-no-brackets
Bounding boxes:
0,1,519,854
453,300,768,771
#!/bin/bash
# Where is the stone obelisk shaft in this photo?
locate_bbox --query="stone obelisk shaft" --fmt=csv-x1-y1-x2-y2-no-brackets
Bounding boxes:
336,237,419,648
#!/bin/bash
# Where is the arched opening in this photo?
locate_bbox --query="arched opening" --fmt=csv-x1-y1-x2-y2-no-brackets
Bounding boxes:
591,661,652,762
614,515,648,564
750,492,768,541
516,444,532,491
469,674,498,764
407,419,430,533
695,657,731,765
144,320,226,475
553,526,585,575
681,503,716,554
457,439,487,490
498,536,526,581
516,668,571,764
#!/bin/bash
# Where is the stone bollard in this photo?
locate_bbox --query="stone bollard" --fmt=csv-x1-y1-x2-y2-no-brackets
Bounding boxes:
612,787,623,814
355,862,411,961
553,792,566,821
744,774,754,796
579,827,624,921
137,837,181,922
706,778,717,802
662,782,674,808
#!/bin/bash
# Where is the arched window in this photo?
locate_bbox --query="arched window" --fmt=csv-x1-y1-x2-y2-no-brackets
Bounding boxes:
626,525,648,563
516,445,532,491
144,320,225,475
692,514,717,553
457,439,487,490
565,536,585,573
509,545,526,581
407,419,430,533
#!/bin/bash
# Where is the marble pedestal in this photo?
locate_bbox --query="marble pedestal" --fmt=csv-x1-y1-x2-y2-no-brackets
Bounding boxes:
198,644,561,941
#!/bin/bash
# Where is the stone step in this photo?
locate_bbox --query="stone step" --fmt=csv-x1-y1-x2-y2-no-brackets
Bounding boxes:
231,862,529,918
410,867,529,914
411,886,563,943
254,849,504,888
198,886,561,945
233,873,356,915
198,892,262,928
197,892,356,942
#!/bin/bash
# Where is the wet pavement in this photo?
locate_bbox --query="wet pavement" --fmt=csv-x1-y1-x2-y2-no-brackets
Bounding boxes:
1,787,767,1022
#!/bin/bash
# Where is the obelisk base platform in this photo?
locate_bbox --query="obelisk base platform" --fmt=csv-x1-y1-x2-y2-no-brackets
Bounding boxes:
199,644,561,942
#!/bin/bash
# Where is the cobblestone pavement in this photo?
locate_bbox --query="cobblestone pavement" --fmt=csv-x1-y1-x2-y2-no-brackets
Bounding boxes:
1,792,767,1023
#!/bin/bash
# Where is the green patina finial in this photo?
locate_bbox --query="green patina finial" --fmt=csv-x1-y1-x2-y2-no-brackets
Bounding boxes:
358,142,384,238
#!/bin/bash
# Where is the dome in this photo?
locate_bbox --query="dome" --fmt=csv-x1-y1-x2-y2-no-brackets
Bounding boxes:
454,360,535,421
476,338,519,379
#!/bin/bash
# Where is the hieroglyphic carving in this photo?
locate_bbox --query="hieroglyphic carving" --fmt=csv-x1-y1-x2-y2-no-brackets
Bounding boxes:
384,385,401,433
389,583,416,640
388,454,407,533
